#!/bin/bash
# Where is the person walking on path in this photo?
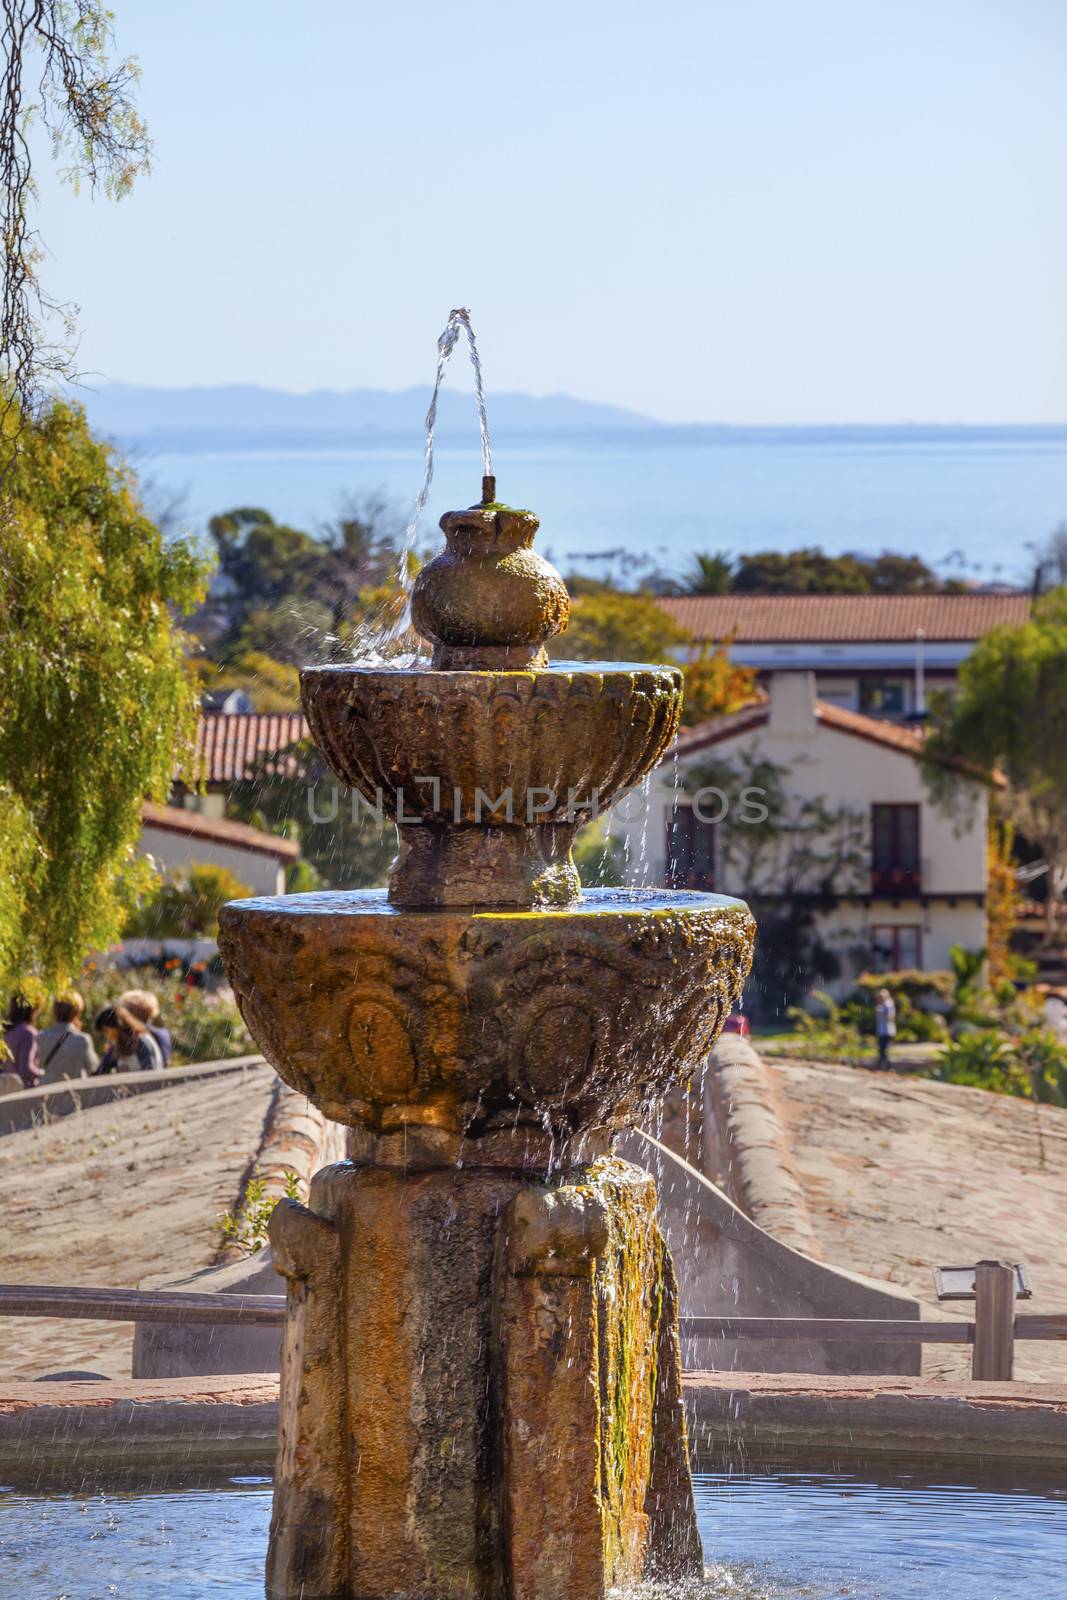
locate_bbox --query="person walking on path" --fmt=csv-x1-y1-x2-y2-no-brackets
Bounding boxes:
36,991,99,1084
120,989,173,1067
93,1004,164,1074
3,995,40,1087
874,987,896,1069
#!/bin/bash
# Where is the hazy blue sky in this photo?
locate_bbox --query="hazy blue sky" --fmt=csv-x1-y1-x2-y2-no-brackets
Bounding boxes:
36,0,1067,422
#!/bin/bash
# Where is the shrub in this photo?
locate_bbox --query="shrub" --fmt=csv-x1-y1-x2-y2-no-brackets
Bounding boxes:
124,862,252,940
935,1031,1030,1097
1018,1029,1067,1107
854,969,955,1007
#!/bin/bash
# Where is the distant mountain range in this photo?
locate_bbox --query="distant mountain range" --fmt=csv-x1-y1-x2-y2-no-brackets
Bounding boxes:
80,384,660,449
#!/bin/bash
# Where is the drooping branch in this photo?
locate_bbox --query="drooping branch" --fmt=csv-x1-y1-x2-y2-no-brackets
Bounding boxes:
0,0,150,420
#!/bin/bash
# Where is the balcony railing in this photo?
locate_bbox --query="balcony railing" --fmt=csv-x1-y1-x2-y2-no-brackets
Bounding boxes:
871,863,922,896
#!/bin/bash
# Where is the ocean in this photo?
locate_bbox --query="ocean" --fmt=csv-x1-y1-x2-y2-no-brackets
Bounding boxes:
133,425,1067,585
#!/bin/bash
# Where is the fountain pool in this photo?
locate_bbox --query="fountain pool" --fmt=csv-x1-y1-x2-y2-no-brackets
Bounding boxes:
2,1462,1065,1599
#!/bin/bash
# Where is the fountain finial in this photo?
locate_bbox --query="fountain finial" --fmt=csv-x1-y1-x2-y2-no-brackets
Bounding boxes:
410,485,571,670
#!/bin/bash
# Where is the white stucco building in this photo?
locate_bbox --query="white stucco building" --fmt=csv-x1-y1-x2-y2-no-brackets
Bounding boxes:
611,672,996,992
139,801,300,898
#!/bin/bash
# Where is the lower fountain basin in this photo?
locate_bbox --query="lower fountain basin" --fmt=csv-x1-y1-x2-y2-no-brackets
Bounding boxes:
218,887,754,1138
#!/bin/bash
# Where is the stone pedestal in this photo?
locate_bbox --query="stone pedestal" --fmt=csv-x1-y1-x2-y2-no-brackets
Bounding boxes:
266,1154,701,1600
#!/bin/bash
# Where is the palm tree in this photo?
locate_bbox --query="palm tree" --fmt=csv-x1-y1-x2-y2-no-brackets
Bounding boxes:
680,551,734,595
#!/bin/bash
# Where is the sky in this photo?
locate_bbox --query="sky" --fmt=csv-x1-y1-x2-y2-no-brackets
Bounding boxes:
33,0,1067,424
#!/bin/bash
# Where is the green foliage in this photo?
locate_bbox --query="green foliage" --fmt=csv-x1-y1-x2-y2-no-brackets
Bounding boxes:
786,991,869,1062
0,401,207,991
190,650,301,711
854,968,955,1005
950,943,987,1000
124,863,253,940
201,500,405,663
1020,1029,1067,1107
75,967,253,1064
731,547,944,595
925,592,1067,934
551,589,691,664
219,1169,301,1256
935,1031,1030,1096
679,551,734,594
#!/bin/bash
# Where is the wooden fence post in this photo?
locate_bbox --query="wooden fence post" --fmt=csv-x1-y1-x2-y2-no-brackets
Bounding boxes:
972,1260,1016,1381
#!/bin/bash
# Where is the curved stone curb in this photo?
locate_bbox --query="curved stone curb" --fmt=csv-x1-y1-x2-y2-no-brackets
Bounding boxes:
6,1370,1067,1480
708,1035,824,1261
0,1375,278,1479
0,1055,267,1135
684,1370,1067,1466
220,1077,348,1261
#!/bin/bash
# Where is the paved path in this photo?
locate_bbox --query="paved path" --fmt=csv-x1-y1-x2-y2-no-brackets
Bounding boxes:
0,1063,277,1379
761,1057,1067,1382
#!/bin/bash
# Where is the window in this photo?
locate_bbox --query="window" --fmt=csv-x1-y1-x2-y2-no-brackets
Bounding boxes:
860,680,906,716
665,804,715,889
871,803,921,895
870,925,922,971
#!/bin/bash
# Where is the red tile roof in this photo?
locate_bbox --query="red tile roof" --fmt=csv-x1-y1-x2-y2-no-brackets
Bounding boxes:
141,801,301,859
657,592,1031,643
193,712,308,786
674,697,1006,785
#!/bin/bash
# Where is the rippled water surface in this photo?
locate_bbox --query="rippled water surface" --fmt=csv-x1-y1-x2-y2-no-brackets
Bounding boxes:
2,1464,1066,1598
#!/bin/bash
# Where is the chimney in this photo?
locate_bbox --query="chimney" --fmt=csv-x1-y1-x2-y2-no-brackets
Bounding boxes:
767,671,817,738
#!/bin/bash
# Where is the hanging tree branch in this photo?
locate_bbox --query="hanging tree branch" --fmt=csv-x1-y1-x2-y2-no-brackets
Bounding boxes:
0,0,150,418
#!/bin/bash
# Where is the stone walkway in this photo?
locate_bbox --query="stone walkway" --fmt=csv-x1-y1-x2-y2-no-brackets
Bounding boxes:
761,1057,1067,1382
0,1064,277,1379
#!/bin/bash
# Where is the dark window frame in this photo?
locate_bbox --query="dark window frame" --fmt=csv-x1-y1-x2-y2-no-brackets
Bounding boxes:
871,802,921,896
869,923,923,971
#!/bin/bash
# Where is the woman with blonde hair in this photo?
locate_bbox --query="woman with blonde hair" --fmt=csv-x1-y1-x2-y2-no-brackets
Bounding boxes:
37,991,98,1084
120,988,173,1067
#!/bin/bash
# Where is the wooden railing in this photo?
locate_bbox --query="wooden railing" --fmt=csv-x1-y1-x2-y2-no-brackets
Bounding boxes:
4,1280,1064,1381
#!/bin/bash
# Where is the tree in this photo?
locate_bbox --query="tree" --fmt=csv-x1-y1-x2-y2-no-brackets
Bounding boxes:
925,591,1067,937
1,1,150,415
679,551,734,595
733,548,871,594
679,643,756,726
549,589,756,725
730,546,943,595
550,590,691,665
200,500,408,664
189,650,301,712
0,400,207,988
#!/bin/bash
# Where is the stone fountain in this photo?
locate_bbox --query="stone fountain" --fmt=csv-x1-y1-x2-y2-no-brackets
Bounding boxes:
218,477,755,1600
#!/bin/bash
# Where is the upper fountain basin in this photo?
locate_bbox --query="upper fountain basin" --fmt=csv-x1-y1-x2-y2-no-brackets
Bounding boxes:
301,660,683,825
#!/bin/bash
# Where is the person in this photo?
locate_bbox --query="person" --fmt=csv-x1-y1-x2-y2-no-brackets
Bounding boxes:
36,990,99,1084
93,1004,164,1074
3,994,40,1087
119,989,173,1067
874,986,896,1069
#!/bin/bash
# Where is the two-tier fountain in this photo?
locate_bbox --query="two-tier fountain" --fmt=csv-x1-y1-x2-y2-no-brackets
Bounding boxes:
218,474,755,1600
